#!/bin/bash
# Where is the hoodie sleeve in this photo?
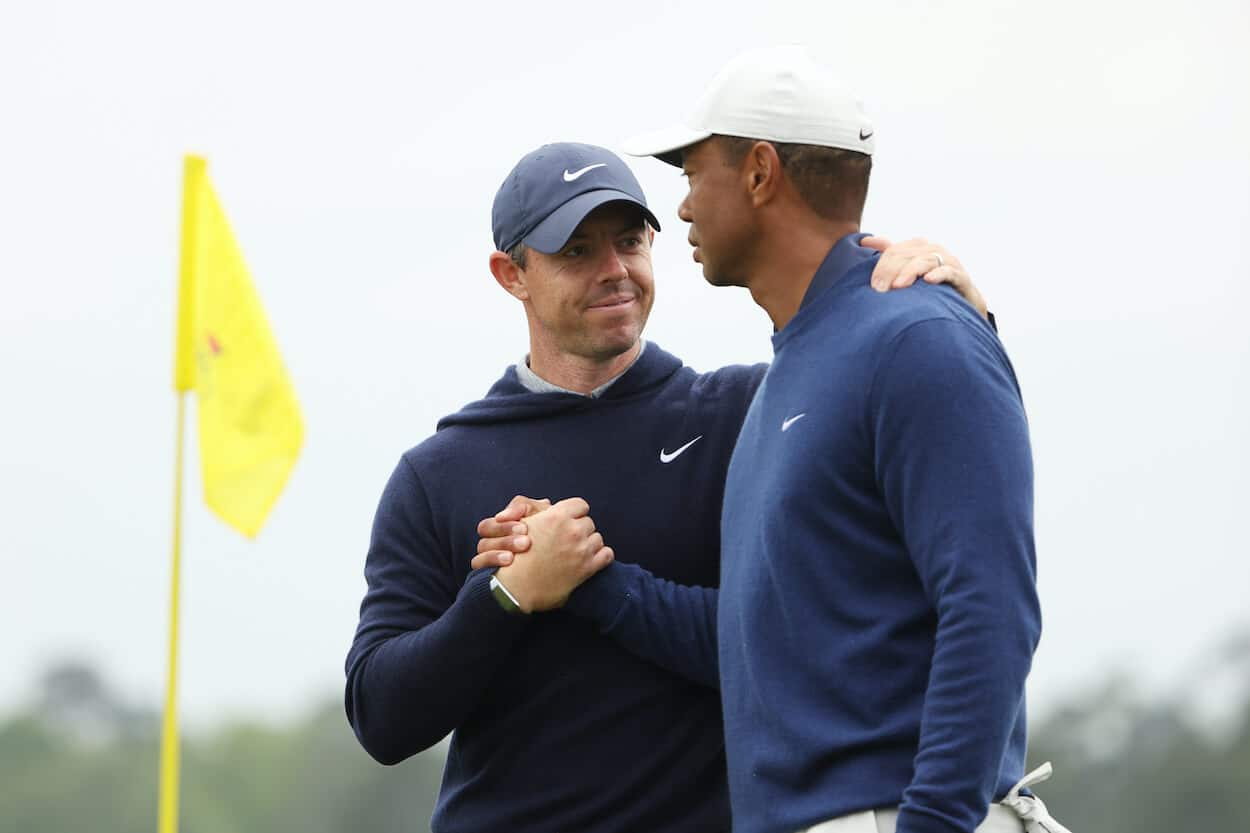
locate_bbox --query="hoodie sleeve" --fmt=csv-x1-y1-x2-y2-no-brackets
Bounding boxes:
344,455,528,765
564,561,719,689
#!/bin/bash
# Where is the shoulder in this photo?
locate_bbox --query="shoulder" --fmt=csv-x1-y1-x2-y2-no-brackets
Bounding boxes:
865,294,1022,411
636,351,767,406
874,284,1008,377
398,402,502,481
401,420,493,478
683,362,770,421
692,362,769,399
850,280,991,345
381,427,489,524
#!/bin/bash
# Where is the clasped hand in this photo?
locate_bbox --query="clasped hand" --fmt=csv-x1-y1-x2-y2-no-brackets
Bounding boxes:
473,496,614,613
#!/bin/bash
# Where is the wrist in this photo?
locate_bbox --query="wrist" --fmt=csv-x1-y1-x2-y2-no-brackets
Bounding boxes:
490,571,531,615
564,561,623,620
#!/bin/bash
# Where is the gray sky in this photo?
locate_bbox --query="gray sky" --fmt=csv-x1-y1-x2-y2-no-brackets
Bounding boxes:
2,0,1247,727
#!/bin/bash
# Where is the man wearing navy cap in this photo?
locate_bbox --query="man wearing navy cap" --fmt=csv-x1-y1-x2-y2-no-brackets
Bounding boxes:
344,140,990,833
623,46,1070,833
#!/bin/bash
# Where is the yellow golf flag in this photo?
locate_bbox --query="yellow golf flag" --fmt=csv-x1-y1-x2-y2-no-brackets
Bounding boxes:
173,156,304,537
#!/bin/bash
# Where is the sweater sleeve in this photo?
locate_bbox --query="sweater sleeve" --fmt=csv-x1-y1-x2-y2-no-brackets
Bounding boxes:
563,562,719,689
869,318,1041,833
344,455,529,765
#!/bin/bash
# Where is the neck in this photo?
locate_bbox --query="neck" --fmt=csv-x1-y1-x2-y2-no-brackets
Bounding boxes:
747,219,858,332
527,338,642,395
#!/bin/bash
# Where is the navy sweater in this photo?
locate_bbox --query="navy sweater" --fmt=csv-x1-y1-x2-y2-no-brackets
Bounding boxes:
346,343,765,833
718,236,1041,833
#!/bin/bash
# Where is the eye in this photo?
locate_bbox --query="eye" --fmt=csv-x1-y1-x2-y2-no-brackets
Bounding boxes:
619,236,643,249
563,245,587,258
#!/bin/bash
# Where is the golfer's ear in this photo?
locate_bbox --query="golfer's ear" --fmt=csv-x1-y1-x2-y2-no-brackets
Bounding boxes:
746,140,783,207
489,251,529,301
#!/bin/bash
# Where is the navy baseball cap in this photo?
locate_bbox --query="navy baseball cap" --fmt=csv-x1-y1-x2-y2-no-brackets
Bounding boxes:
491,142,661,255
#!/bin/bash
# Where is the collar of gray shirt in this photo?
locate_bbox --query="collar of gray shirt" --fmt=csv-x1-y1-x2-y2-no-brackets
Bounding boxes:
514,341,648,398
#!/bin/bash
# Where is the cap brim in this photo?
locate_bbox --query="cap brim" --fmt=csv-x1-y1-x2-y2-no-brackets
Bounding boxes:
620,125,712,168
523,190,662,254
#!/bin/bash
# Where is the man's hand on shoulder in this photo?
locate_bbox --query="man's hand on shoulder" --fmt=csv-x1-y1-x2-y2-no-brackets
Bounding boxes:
863,235,989,320
474,496,614,613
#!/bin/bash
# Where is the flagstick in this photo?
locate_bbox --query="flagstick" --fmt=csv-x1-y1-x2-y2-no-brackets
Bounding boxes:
158,391,188,833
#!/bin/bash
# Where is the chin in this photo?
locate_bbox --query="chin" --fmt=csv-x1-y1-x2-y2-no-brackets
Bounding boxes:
702,266,740,289
588,325,644,360
601,332,642,357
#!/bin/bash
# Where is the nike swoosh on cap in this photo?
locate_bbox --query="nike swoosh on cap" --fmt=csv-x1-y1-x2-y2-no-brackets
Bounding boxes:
659,435,703,463
563,163,607,182
781,413,807,431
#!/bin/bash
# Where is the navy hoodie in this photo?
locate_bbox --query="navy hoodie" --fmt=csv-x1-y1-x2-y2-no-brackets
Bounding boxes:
346,343,765,833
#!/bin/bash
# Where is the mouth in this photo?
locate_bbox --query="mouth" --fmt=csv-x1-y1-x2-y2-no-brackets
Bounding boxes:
587,295,636,311
688,237,701,263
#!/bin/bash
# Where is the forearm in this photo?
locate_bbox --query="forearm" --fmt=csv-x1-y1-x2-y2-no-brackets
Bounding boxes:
564,561,719,688
896,590,1038,832
898,478,1040,831
346,570,527,764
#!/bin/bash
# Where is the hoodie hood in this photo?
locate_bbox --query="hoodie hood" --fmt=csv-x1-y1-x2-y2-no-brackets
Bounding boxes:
437,342,684,430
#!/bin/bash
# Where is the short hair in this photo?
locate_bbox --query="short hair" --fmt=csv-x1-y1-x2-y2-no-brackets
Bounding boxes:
716,135,872,223
508,241,529,270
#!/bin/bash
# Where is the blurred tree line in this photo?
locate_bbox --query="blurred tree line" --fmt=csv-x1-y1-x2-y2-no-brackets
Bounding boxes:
2,636,1248,832
0,664,444,833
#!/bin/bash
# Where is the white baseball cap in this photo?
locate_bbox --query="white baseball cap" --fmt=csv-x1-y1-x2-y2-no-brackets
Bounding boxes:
622,45,875,167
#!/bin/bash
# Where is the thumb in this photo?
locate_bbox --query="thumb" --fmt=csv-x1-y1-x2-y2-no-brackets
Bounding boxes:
495,496,532,522
860,234,892,252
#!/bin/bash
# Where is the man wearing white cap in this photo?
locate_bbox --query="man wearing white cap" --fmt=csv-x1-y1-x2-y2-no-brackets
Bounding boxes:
623,46,1070,833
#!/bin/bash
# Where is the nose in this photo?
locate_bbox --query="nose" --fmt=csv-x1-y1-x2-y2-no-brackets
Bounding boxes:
677,193,692,224
597,244,629,282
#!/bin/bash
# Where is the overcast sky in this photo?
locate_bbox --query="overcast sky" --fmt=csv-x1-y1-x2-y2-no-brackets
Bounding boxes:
2,0,1247,727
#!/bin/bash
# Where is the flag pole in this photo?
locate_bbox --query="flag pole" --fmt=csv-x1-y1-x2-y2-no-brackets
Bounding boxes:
158,392,187,833
160,155,203,833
